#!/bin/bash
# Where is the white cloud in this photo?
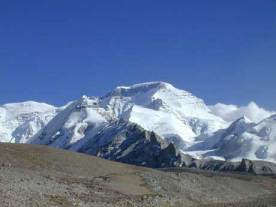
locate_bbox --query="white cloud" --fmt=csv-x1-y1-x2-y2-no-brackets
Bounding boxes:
209,102,275,123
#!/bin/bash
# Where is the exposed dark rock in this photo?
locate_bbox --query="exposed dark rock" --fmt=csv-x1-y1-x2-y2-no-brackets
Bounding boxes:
77,120,276,175
78,121,183,168
183,158,276,175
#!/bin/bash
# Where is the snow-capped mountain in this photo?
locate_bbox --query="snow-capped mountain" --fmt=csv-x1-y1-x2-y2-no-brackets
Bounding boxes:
99,82,227,147
215,115,276,162
0,101,57,143
31,96,110,150
31,82,227,149
186,115,276,163
0,81,275,164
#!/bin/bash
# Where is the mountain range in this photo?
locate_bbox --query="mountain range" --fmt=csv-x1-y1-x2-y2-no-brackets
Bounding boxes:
1,81,275,168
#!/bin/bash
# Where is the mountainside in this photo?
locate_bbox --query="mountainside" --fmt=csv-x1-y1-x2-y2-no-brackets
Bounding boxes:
0,81,275,166
34,117,184,168
0,101,57,143
216,115,276,162
1,143,276,207
99,82,227,147
31,82,228,150
186,115,276,163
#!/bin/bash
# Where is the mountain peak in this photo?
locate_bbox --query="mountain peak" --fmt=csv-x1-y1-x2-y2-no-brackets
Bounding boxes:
108,81,175,97
117,81,173,90
74,95,98,108
227,116,254,131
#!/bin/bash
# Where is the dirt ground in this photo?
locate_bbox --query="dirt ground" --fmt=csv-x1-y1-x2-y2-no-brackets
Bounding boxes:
0,143,275,207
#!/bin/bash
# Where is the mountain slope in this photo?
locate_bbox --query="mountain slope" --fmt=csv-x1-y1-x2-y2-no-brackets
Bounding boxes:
99,82,227,147
1,143,276,207
186,115,276,163
0,101,57,143
31,96,110,149
27,82,228,153
216,115,276,162
78,121,183,168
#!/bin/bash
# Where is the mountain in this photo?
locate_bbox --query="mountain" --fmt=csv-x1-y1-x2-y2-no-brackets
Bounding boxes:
0,101,57,143
28,82,227,151
99,82,227,148
0,81,275,166
187,115,276,163
34,116,184,168
215,115,276,162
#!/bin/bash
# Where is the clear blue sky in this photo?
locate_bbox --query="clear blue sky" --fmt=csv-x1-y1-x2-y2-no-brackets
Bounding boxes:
1,1,276,109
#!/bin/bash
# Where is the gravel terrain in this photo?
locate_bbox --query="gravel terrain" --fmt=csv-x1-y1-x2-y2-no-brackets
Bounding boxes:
0,143,275,207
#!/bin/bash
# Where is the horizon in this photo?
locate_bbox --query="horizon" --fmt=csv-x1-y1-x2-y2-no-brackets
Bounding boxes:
1,1,276,110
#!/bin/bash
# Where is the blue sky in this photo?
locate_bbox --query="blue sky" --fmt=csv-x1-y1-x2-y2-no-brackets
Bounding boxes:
1,1,276,109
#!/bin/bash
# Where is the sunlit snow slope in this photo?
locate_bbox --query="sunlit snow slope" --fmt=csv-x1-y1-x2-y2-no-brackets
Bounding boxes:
99,82,227,147
0,101,57,143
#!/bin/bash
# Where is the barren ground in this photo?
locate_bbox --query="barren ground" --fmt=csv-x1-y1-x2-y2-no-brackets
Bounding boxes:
0,143,275,207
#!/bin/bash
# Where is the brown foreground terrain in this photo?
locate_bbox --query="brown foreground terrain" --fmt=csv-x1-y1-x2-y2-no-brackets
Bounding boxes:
0,143,275,207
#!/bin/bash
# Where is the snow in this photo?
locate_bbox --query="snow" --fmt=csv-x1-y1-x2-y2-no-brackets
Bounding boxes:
128,105,196,144
30,96,109,149
100,81,227,146
185,115,276,163
0,81,275,163
0,101,56,142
